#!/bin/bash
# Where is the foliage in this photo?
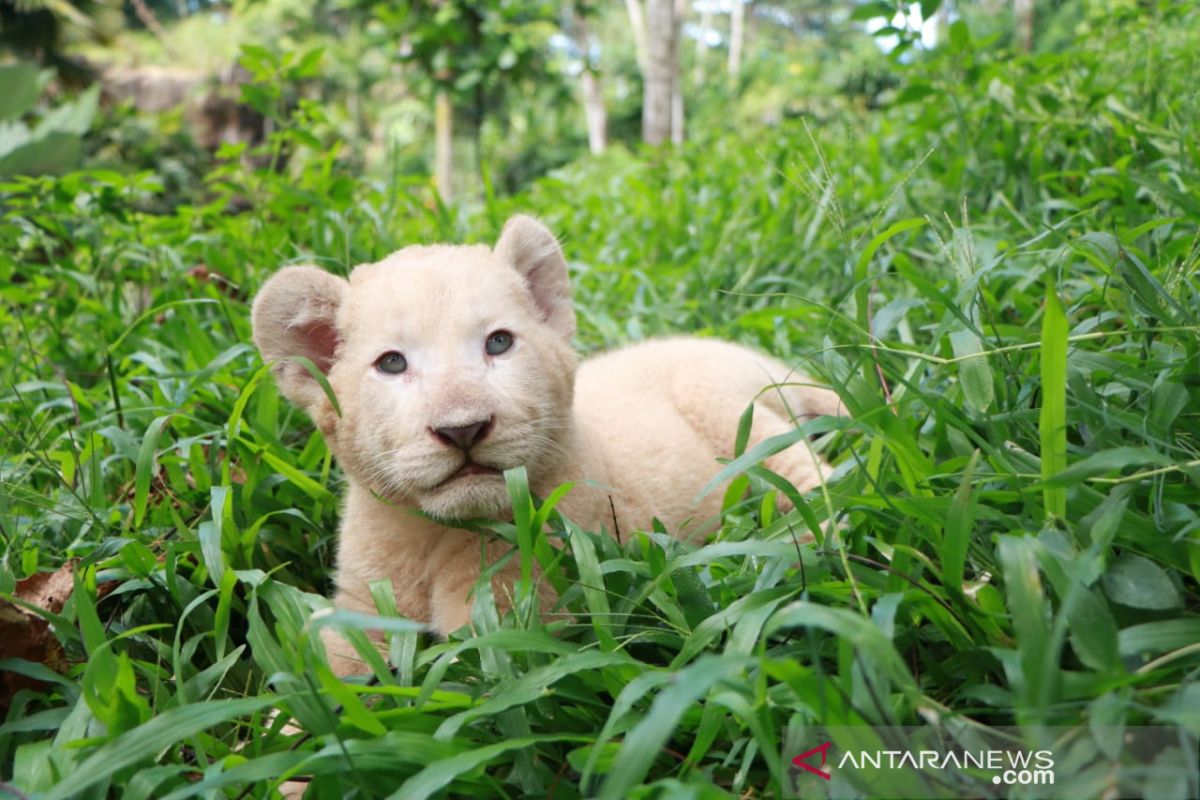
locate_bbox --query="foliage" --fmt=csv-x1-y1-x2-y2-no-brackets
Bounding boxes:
384,0,560,104
1,1,1199,797
0,63,100,177
0,0,121,82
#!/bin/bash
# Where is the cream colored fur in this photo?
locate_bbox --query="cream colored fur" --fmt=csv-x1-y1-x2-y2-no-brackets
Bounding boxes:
252,215,842,675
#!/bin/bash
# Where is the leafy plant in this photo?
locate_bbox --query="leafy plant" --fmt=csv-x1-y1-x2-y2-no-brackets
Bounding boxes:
0,63,99,177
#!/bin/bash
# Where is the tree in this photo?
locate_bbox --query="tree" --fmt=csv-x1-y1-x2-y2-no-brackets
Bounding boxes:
1013,0,1034,52
389,1,559,202
670,0,686,144
566,3,607,154
0,0,121,84
728,0,747,80
624,0,649,72
642,0,679,145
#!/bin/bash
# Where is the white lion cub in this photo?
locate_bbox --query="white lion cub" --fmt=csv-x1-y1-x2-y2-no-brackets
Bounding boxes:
252,215,841,674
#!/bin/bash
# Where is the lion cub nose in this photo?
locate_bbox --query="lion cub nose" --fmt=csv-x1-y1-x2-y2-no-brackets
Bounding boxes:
432,418,493,450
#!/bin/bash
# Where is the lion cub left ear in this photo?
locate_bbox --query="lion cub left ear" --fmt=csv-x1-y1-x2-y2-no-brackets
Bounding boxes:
251,265,347,421
494,215,575,340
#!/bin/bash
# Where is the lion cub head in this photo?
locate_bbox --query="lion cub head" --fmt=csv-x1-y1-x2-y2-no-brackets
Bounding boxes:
252,216,576,520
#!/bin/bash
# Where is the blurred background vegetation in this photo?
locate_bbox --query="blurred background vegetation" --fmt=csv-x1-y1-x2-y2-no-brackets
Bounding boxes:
1,0,1149,200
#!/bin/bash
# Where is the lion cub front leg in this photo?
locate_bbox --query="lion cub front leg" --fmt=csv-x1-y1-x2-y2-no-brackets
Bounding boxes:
428,534,560,633
322,564,432,677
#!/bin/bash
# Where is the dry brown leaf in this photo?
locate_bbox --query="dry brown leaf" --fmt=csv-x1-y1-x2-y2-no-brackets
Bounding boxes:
0,561,78,711
13,560,77,614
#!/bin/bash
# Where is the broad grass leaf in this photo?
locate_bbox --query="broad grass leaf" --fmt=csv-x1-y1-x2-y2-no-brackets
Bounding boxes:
854,218,927,332
1035,530,1121,673
0,62,41,119
504,465,537,594
598,656,750,800
157,752,311,800
212,569,237,661
1065,587,1121,673
121,764,192,800
1045,447,1173,487
1149,380,1189,439
943,449,979,594
695,428,804,501
12,739,54,794
1100,554,1183,611
565,521,615,648
1119,619,1200,657
580,670,675,791
227,362,273,439
671,540,814,570
197,521,224,588
392,733,589,800
293,355,345,417
746,464,828,543
134,415,172,527
248,442,335,503
734,402,754,456
948,330,993,413
765,602,919,700
292,730,465,781
997,535,1055,713
312,658,386,736
415,629,581,706
1039,283,1069,520
246,591,338,731
871,297,924,339
1088,691,1130,760
1149,684,1200,731
1079,485,1131,551
870,592,904,640
567,742,620,776
306,609,427,638
42,696,281,800
1117,246,1191,323
106,299,218,355
434,650,631,741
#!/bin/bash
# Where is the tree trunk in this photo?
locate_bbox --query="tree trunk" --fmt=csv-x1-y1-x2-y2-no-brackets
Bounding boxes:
936,0,951,45
728,0,746,80
581,69,607,154
642,0,677,145
625,0,649,73
434,89,453,202
1014,0,1034,52
130,0,175,58
694,6,711,87
670,74,684,145
670,0,686,144
451,102,481,203
571,7,607,154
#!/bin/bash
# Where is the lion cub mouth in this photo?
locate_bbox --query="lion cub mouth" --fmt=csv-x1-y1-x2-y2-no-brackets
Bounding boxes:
436,460,501,488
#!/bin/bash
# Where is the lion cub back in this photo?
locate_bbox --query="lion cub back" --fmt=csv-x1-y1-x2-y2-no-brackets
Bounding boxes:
567,337,841,536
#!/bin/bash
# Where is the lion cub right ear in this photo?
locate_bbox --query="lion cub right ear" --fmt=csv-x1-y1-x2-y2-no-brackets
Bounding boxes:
494,215,575,340
251,265,347,418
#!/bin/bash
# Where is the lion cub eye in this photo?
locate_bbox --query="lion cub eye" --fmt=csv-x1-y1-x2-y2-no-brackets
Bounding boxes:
485,330,514,356
374,351,408,374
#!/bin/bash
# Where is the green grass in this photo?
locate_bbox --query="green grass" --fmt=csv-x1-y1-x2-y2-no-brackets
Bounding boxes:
2,4,1200,798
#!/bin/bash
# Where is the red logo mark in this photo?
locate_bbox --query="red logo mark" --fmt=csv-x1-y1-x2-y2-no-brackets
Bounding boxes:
792,741,833,780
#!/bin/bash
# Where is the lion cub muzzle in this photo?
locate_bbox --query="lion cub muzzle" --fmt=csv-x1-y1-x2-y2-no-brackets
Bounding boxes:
431,417,493,450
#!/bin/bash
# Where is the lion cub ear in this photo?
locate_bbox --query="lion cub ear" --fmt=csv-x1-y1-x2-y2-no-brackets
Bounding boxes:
494,215,575,339
251,265,347,416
